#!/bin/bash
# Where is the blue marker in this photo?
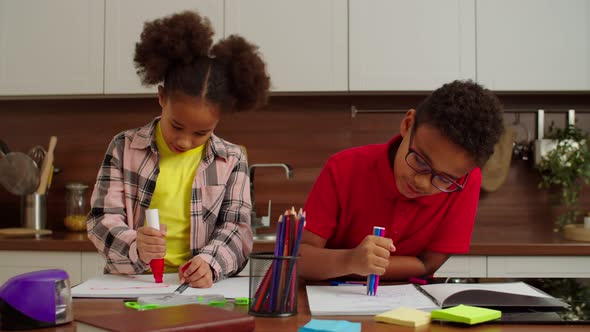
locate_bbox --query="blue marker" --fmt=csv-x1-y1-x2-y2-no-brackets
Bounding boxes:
366,226,385,296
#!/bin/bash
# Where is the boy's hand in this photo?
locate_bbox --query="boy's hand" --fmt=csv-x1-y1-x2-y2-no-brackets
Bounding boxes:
347,235,395,276
137,225,166,264
179,256,213,288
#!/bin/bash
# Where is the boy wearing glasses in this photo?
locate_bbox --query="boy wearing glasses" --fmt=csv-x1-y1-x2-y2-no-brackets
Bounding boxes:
299,80,504,281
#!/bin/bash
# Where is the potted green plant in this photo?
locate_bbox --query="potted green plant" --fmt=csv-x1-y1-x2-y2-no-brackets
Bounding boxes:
536,124,590,231
529,278,590,321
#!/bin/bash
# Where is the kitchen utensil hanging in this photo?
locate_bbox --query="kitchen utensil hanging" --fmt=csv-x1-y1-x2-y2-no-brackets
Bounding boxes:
0,140,9,156
36,136,57,195
481,126,517,192
511,113,532,161
27,145,46,168
0,151,40,195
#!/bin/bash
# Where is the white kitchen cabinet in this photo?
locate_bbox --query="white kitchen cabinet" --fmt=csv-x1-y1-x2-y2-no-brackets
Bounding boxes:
0,251,82,285
104,0,224,94
349,0,476,91
0,0,104,96
487,256,590,278
435,256,590,279
81,252,106,282
434,256,487,278
225,0,347,92
477,0,590,91
0,251,105,286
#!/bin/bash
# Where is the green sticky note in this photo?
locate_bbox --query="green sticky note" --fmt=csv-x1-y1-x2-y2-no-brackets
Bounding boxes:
431,305,501,325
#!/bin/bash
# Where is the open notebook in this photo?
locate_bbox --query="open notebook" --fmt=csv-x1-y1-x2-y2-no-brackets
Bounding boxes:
71,273,249,299
306,282,569,316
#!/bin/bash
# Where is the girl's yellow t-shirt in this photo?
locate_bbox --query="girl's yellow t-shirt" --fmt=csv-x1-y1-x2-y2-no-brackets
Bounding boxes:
149,122,204,272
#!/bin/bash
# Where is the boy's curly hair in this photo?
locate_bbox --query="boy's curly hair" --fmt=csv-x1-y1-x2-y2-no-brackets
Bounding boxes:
415,80,504,167
134,11,270,111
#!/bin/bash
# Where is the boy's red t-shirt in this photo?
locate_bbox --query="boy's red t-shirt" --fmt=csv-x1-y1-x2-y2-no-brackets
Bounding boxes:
303,135,481,256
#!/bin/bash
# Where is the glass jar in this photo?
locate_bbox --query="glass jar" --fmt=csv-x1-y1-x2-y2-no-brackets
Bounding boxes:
64,183,89,232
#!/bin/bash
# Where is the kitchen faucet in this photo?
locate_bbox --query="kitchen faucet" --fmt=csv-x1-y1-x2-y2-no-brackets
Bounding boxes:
249,163,293,235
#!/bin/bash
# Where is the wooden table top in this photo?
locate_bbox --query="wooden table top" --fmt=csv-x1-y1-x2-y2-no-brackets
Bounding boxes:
4,284,587,332
1,223,589,255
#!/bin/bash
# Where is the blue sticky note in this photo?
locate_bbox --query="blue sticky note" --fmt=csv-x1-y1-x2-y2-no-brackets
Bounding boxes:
299,319,361,332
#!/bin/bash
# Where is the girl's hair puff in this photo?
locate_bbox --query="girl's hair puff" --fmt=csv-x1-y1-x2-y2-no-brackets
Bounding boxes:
134,11,270,111
212,35,270,111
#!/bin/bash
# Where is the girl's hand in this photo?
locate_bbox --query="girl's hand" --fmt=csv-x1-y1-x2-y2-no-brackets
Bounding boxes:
137,225,166,264
179,256,213,288
346,235,395,276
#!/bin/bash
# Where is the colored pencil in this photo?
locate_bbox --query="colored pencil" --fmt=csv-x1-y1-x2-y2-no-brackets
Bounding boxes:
276,212,290,311
269,217,284,311
252,209,306,314
252,267,272,312
281,213,305,311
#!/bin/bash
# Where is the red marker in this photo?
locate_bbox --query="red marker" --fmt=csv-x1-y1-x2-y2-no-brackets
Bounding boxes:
173,261,192,294
145,209,164,283
181,261,191,273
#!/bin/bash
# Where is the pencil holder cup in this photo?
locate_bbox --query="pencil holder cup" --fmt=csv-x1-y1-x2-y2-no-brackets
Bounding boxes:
21,193,47,231
248,252,298,317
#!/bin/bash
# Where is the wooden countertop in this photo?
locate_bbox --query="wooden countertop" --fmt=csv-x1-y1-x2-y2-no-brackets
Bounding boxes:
0,231,96,251
0,223,589,255
469,223,590,255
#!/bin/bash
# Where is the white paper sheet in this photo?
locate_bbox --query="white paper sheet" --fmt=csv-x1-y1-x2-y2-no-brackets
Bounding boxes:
71,273,250,299
306,281,559,316
306,284,438,316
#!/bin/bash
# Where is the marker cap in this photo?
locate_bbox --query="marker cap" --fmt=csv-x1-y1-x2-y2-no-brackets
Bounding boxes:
146,209,160,230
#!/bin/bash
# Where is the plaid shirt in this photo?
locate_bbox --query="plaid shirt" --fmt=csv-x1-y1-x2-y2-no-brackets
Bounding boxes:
87,118,253,281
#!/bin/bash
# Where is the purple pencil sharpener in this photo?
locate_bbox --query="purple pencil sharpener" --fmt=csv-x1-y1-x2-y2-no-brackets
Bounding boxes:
0,269,73,330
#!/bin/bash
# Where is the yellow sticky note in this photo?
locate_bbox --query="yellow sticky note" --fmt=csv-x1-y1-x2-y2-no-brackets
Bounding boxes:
374,307,431,327
431,305,501,325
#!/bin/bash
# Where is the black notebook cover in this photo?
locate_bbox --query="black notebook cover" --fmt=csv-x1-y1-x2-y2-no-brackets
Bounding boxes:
441,289,569,311
417,282,570,311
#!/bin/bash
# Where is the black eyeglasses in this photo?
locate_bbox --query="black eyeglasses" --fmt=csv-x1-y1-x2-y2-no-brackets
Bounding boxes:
405,128,469,193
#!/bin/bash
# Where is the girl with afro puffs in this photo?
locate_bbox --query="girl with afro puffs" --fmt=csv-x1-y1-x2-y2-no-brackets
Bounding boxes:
87,11,269,288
